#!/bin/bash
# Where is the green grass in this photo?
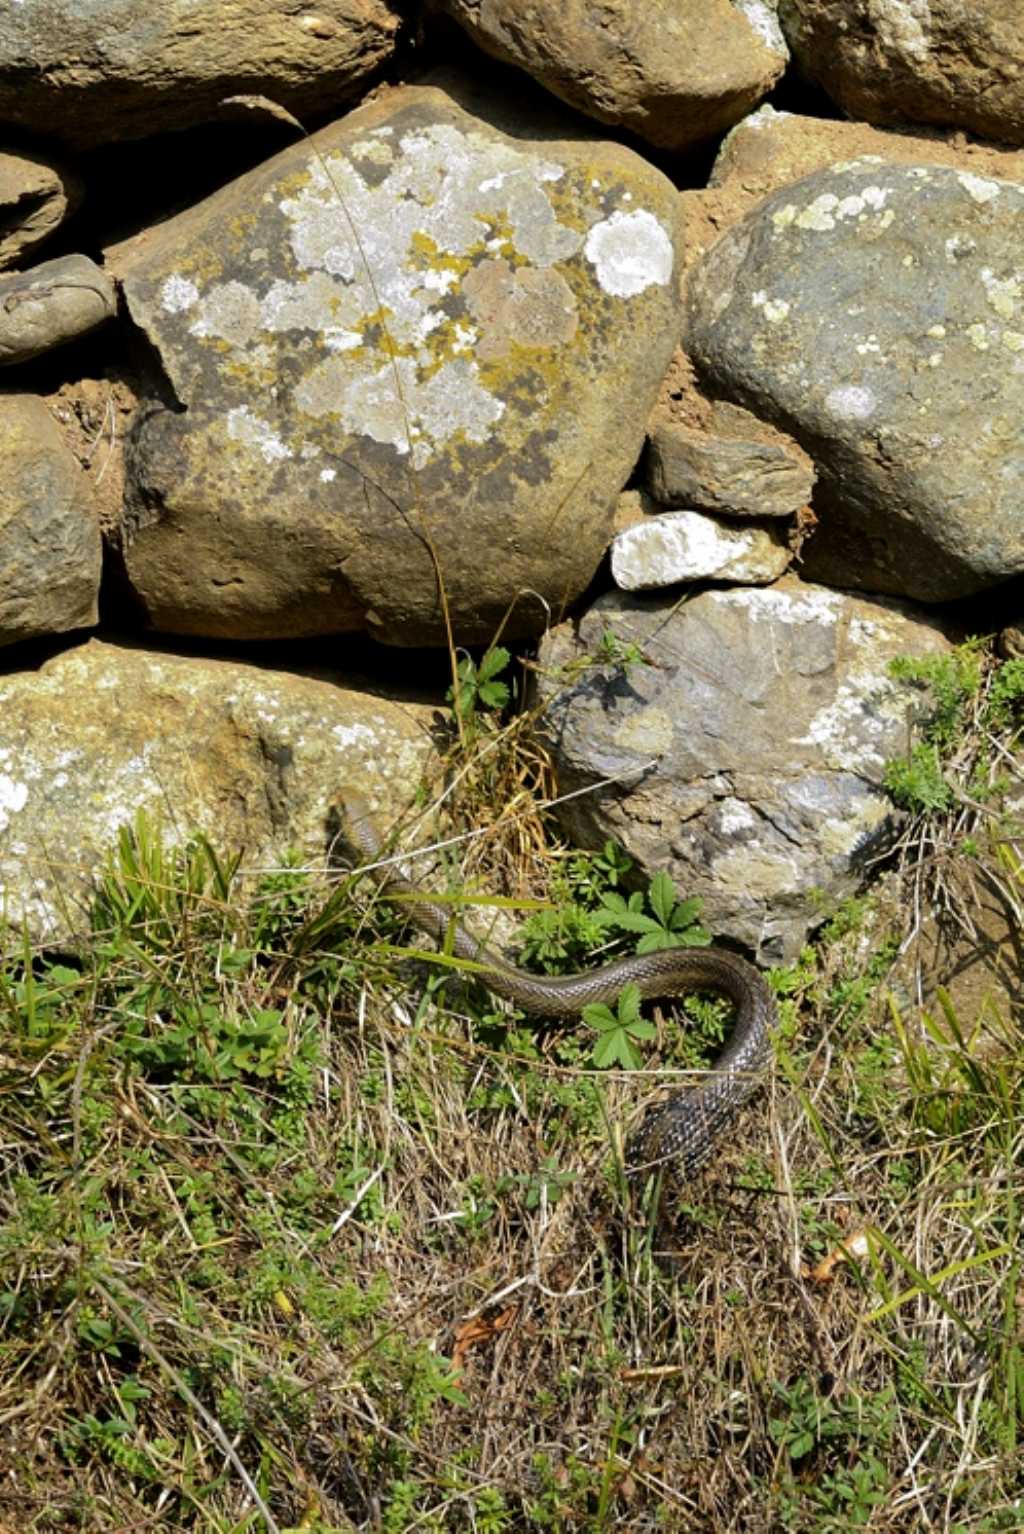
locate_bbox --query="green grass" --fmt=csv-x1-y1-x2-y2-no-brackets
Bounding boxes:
1,796,1022,1532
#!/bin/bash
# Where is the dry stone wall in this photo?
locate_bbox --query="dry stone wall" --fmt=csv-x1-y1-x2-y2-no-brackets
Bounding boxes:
0,1,1021,951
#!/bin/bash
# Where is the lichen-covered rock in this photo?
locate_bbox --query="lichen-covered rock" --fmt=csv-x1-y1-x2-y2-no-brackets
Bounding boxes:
0,640,439,945
537,578,950,963
610,497,790,590
112,83,683,647
436,0,787,153
0,0,401,150
0,255,117,366
0,395,101,648
687,159,1024,603
779,0,1024,148
0,149,82,270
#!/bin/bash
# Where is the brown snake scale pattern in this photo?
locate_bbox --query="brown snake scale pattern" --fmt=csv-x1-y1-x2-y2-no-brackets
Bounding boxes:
339,791,775,1181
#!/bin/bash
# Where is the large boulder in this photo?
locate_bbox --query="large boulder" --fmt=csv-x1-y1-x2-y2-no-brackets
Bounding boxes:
0,395,101,648
435,0,787,153
0,0,401,150
537,578,951,963
111,82,683,647
0,640,439,946
779,0,1024,148
686,159,1024,604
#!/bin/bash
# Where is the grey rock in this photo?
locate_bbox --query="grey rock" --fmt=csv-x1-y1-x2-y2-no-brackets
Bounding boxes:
0,150,83,270
537,577,950,963
436,0,787,153
111,83,683,647
0,639,440,946
779,0,1024,148
0,0,401,150
0,255,117,365
687,159,1024,603
0,394,101,648
611,497,790,590
646,405,814,517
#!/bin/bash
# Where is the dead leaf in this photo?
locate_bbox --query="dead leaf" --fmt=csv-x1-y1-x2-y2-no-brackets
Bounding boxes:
451,1306,517,1380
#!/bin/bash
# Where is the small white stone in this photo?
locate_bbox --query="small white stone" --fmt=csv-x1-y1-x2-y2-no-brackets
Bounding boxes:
611,508,788,590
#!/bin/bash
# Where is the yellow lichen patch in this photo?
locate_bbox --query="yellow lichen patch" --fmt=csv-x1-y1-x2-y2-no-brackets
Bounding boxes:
411,313,481,379
221,356,280,393
167,249,226,295
465,211,525,268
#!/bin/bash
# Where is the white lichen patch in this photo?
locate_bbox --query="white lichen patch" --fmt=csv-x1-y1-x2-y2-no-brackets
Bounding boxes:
980,269,1022,320
716,585,843,626
268,123,655,458
715,798,757,835
297,353,504,468
849,617,881,643
824,384,877,420
873,0,931,60
737,104,790,134
260,271,367,341
349,132,395,166
225,405,293,464
830,156,885,174
794,672,902,774
330,720,384,749
0,773,29,832
752,290,790,323
282,125,582,283
732,0,787,54
958,171,1001,205
583,210,673,298
189,280,263,346
792,185,891,232
160,274,200,313
945,234,977,264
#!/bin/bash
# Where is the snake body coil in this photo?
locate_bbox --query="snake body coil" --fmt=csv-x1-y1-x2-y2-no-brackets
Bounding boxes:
340,792,775,1180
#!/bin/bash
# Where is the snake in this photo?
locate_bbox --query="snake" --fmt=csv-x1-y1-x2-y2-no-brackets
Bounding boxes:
338,791,775,1183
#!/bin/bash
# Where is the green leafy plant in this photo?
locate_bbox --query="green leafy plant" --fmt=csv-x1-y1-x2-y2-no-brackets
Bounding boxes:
447,644,511,722
595,626,648,672
884,742,953,812
497,1156,578,1210
882,639,1022,814
988,655,1024,726
595,869,710,953
583,981,657,1069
